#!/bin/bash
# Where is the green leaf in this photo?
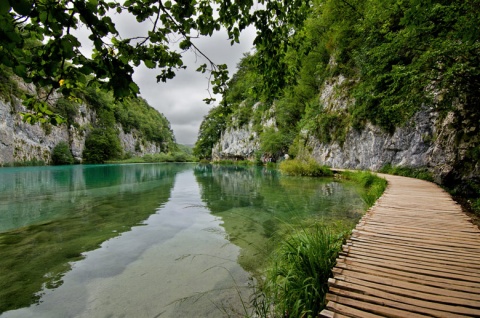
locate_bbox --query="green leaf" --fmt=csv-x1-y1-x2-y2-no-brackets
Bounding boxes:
10,0,32,15
129,82,140,94
179,39,191,50
0,0,10,14
14,64,27,77
144,60,156,69
196,63,207,73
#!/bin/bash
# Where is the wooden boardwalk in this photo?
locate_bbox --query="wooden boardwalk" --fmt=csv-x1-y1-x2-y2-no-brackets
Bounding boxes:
320,174,480,317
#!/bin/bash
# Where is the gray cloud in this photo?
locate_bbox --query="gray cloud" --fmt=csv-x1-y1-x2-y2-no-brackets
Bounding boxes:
134,28,256,144
74,10,256,145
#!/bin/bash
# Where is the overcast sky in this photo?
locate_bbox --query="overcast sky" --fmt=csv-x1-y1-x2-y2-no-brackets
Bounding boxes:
76,9,256,145
132,29,256,145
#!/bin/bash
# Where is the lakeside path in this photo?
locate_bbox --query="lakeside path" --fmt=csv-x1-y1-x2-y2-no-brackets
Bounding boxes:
320,173,480,317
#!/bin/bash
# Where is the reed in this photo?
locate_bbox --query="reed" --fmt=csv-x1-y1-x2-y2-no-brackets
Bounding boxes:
254,222,349,317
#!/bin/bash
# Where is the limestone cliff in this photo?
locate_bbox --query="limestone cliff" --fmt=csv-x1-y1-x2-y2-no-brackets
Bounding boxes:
211,75,479,191
212,125,259,161
0,96,168,165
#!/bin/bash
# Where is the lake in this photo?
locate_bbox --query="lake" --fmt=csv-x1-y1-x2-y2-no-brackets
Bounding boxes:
0,163,365,317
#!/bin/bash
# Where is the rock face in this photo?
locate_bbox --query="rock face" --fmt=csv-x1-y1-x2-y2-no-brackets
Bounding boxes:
309,76,479,188
212,126,259,161
0,97,165,165
212,75,479,189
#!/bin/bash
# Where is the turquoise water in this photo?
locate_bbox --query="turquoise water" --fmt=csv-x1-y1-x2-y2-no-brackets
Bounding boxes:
0,163,365,317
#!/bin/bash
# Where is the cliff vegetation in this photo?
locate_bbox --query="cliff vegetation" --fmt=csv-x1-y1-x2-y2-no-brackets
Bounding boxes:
0,65,177,164
195,0,479,207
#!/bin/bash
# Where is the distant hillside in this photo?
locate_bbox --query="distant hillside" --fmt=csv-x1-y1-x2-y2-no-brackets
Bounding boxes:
0,66,176,165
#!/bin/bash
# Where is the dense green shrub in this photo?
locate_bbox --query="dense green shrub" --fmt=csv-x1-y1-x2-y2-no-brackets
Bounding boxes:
279,158,333,177
51,141,74,165
53,98,78,126
259,127,294,159
82,128,122,163
472,199,480,214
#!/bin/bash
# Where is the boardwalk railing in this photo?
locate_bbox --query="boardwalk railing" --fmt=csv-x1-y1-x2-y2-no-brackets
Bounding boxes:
320,174,480,317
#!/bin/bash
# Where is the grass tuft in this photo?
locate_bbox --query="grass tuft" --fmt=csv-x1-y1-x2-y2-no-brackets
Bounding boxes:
379,163,433,182
341,170,388,206
279,158,333,177
256,222,349,317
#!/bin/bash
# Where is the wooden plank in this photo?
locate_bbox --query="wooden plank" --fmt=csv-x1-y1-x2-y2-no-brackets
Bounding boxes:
340,249,480,276
325,301,386,318
365,220,478,233
350,230,480,249
342,243,480,265
346,240,480,263
325,172,480,317
334,261,480,292
342,244,480,269
357,225,480,242
361,219,475,229
342,246,480,273
330,275,480,308
328,287,473,317
350,235,480,257
331,268,480,302
337,257,480,284
326,294,428,318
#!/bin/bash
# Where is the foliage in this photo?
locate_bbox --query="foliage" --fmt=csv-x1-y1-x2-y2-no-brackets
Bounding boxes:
111,147,197,163
352,0,480,132
472,199,480,214
73,86,174,163
114,97,174,146
1,159,46,167
341,171,388,206
51,141,74,165
194,105,231,159
53,97,78,127
279,158,333,177
0,65,21,102
314,111,351,146
212,159,253,165
1,0,311,122
82,127,122,163
259,128,292,157
261,222,348,317
143,151,195,163
196,0,480,164
379,164,434,182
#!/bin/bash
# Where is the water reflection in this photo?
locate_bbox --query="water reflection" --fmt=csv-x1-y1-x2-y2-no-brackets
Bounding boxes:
0,164,187,232
0,164,366,317
194,165,365,273
0,163,187,313
1,166,250,318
